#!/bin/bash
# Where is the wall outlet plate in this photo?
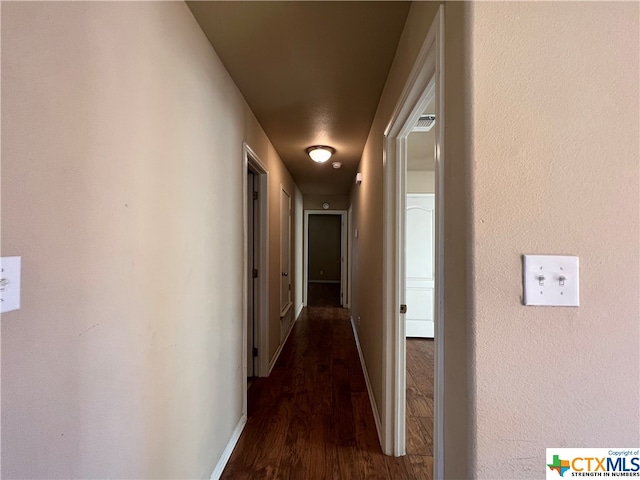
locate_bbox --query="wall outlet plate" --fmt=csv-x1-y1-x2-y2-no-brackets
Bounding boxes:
1,256,22,313
523,255,579,307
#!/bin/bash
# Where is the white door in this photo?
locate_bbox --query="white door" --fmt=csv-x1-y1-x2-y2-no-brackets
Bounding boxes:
405,194,435,338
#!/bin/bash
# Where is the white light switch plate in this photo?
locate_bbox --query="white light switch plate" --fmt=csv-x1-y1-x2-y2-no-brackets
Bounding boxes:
523,255,579,307
1,256,22,313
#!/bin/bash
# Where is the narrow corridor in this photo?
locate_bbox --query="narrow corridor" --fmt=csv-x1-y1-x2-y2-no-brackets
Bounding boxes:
221,307,433,479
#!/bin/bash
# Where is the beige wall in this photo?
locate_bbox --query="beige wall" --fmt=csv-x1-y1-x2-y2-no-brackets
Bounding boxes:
1,2,299,478
407,170,435,194
468,2,639,477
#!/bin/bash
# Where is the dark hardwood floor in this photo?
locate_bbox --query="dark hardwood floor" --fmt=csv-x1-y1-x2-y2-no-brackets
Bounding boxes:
406,339,434,460
222,307,434,479
307,282,341,307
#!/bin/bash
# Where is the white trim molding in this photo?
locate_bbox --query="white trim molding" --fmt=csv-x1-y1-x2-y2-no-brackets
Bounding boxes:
350,317,383,443
209,414,247,480
268,308,298,374
279,184,292,317
381,5,445,479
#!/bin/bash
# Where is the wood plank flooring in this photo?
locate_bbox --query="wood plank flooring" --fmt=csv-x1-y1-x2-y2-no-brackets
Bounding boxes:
222,307,434,479
406,338,434,460
307,282,341,307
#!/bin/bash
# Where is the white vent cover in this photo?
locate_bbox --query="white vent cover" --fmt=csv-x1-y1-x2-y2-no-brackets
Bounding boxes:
412,114,436,132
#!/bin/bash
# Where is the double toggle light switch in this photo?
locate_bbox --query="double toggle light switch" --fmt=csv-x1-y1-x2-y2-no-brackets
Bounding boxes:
523,255,579,307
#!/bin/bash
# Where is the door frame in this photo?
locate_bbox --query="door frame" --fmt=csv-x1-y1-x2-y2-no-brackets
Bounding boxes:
303,210,348,307
242,143,270,405
346,205,353,309
279,185,292,317
381,5,444,477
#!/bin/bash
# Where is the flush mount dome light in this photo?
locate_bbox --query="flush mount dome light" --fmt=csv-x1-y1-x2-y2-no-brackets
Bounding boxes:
306,145,335,163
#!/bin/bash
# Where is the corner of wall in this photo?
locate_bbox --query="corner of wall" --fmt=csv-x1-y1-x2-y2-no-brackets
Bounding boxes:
443,1,474,477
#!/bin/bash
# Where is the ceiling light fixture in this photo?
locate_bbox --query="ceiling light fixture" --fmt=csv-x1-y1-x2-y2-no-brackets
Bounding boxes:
332,162,342,169
306,145,335,163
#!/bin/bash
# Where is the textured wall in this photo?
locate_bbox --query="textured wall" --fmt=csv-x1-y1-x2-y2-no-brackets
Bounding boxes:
1,2,298,478
468,2,640,477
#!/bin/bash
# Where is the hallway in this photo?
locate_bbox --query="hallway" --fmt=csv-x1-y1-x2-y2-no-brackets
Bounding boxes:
222,307,433,479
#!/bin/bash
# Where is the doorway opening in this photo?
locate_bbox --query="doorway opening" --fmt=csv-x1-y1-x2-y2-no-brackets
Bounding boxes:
243,143,269,413
382,5,444,478
405,115,437,461
303,210,348,308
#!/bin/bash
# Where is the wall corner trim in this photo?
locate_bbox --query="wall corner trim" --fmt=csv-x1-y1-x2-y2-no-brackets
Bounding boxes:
350,316,384,445
209,414,247,480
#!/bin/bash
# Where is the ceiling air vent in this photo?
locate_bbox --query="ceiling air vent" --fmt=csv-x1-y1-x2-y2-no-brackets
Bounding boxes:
412,114,436,132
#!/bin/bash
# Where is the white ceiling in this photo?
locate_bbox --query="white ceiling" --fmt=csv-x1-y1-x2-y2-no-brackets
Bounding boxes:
187,1,411,194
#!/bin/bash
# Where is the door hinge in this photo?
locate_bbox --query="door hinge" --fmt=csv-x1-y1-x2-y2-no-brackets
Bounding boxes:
253,191,258,200
253,268,258,279
400,304,407,314
252,347,258,358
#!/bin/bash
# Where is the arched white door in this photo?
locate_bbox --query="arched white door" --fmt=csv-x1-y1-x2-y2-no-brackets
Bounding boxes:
405,193,435,338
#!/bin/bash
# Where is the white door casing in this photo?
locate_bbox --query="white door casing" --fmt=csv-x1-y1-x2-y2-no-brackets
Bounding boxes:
247,171,255,376
280,186,292,314
405,194,435,338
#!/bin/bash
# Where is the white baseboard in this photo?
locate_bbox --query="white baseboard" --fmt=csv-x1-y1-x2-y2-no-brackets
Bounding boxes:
209,414,247,480
349,316,383,445
295,302,304,320
268,310,297,374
